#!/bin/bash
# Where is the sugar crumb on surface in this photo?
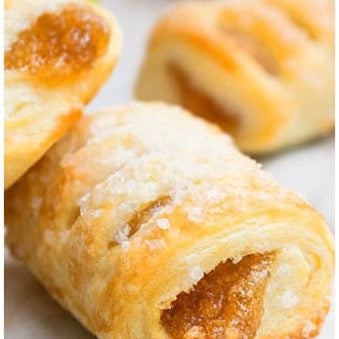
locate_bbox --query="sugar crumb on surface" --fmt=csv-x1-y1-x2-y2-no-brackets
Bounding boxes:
114,224,131,246
145,239,165,251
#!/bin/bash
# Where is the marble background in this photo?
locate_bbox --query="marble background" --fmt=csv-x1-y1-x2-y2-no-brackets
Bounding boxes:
5,0,334,338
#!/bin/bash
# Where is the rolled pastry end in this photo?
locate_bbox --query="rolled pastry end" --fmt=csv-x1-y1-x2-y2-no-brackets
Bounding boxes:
159,246,330,339
161,253,275,338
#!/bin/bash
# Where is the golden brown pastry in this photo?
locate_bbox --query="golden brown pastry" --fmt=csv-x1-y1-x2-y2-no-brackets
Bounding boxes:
5,102,334,339
135,0,334,154
4,0,122,189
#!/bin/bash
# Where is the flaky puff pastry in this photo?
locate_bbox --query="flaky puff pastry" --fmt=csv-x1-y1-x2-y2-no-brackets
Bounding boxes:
135,0,334,154
5,102,334,339
4,0,122,189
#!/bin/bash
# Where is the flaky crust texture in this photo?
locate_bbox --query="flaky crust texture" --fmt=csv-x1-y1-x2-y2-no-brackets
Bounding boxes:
5,102,334,339
5,0,122,189
135,0,334,154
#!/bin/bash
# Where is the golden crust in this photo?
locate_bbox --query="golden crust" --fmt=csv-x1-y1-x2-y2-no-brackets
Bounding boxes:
135,0,334,154
5,0,122,189
5,102,334,338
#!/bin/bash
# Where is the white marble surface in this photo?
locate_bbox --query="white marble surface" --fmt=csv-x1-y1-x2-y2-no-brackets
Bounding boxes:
5,0,334,338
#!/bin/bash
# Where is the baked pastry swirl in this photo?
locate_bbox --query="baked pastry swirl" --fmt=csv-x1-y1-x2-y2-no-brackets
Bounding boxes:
4,0,122,189
5,102,333,338
135,0,334,154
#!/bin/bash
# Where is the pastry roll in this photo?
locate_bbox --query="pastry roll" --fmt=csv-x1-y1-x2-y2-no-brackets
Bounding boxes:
4,0,122,189
135,0,334,154
5,102,333,338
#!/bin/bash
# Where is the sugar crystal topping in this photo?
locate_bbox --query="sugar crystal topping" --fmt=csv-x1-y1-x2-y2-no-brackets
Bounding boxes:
156,218,171,230
145,239,165,251
114,224,131,246
186,206,203,223
279,288,299,309
190,266,204,282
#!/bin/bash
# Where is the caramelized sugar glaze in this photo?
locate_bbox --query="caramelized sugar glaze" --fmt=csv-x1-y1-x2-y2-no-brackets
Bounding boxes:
161,253,275,339
5,5,110,82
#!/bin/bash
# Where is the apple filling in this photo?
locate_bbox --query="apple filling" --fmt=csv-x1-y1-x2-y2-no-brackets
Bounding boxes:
161,253,274,339
5,5,110,81
169,64,240,135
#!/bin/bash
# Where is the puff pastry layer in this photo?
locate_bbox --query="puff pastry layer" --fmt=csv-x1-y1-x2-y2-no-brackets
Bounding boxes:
4,0,122,189
5,103,334,338
135,0,334,154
